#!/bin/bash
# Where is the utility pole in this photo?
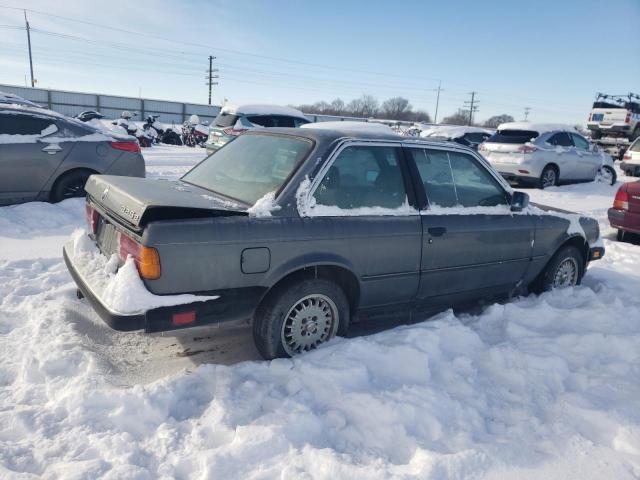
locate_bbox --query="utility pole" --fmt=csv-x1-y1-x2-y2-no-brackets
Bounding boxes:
464,91,478,125
24,10,35,87
205,56,219,105
524,107,531,121
433,81,444,124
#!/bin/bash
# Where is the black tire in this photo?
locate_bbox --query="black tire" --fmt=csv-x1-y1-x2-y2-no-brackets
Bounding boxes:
252,278,349,360
598,165,617,185
617,229,626,242
50,170,93,203
531,245,584,293
539,165,558,189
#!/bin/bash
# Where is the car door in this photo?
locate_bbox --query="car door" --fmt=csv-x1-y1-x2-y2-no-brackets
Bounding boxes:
0,113,72,204
546,131,579,180
404,145,535,308
306,143,422,310
570,133,600,179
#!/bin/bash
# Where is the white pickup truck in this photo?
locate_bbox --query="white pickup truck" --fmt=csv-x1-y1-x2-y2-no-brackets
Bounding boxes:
587,93,640,141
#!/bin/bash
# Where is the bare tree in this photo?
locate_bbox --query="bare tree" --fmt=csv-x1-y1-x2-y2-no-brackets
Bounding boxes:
483,114,514,128
381,97,412,119
442,109,472,126
330,98,345,115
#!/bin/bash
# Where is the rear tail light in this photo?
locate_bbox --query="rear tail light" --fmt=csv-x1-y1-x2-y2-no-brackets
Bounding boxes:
172,311,196,326
110,141,141,153
117,232,161,279
625,113,631,124
588,114,592,121
613,186,629,211
478,143,487,152
624,152,631,160
222,127,248,136
518,144,537,153
85,203,98,234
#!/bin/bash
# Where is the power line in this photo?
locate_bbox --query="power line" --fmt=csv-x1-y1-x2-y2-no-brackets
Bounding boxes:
206,55,219,105
433,81,444,123
23,10,34,87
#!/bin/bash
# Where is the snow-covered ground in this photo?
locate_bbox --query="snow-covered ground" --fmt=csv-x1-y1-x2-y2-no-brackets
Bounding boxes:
1,146,639,479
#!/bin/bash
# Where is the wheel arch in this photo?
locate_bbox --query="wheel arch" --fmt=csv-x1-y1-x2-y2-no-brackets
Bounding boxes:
48,167,99,201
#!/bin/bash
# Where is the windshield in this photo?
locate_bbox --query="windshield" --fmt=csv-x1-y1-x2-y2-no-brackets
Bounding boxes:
182,133,312,205
214,112,240,128
486,129,539,144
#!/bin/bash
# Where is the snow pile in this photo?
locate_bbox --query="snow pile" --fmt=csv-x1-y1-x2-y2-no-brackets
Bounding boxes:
68,230,217,314
420,125,492,139
247,191,281,217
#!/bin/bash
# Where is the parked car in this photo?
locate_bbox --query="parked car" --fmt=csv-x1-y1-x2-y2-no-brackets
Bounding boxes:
587,93,640,141
420,126,493,151
0,103,145,205
0,91,41,107
620,137,640,176
205,104,309,155
608,181,640,241
479,122,617,188
64,128,604,359
301,120,397,134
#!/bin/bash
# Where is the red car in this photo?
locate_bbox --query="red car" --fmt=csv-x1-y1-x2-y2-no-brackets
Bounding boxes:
608,181,640,241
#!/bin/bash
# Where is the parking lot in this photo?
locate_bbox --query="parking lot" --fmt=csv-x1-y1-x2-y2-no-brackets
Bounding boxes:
1,143,639,478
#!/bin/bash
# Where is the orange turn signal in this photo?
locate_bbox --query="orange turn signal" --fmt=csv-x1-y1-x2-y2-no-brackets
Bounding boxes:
138,246,161,280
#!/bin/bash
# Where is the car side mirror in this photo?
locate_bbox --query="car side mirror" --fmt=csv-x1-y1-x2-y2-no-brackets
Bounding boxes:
510,191,529,212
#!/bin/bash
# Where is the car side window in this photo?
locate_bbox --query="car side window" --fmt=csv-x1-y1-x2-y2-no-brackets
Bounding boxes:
410,148,509,208
0,114,54,135
246,115,274,127
293,118,309,127
571,133,590,151
273,116,296,128
547,132,573,147
313,145,407,210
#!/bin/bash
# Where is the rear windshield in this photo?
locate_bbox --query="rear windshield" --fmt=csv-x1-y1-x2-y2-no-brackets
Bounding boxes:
214,112,239,128
182,134,312,205
486,129,539,144
630,138,640,152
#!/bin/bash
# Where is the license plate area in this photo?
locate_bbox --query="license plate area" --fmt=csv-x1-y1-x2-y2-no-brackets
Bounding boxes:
96,219,119,258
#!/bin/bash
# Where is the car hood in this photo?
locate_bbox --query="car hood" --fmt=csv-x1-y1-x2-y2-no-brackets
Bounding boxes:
85,175,247,228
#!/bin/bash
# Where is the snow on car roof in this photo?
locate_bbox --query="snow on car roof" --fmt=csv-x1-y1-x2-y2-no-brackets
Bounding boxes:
221,103,307,119
420,125,492,139
301,121,396,134
498,122,577,134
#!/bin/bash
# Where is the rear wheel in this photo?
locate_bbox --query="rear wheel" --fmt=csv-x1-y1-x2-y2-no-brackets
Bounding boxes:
596,165,616,185
50,170,93,203
539,165,558,189
532,245,584,293
252,278,349,359
617,229,626,242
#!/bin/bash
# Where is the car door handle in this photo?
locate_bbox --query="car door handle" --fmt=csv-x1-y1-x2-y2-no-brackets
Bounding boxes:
428,227,447,237
42,143,62,154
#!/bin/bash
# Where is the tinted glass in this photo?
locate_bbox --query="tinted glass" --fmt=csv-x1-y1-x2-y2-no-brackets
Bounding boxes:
182,134,311,205
314,146,406,209
247,115,274,127
0,114,54,135
486,129,539,144
411,149,508,208
630,138,640,152
410,148,457,207
448,152,509,207
294,118,310,127
214,113,239,128
571,133,590,151
274,116,296,128
465,132,490,143
547,132,573,147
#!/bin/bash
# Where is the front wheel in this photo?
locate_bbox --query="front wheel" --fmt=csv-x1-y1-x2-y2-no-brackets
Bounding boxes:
539,165,558,189
596,165,617,185
50,170,92,203
532,245,584,293
252,278,349,359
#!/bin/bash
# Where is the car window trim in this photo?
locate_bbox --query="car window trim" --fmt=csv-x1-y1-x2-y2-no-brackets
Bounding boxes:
402,143,512,211
305,140,419,216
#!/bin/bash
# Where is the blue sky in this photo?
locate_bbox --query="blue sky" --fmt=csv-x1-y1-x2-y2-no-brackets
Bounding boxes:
1,0,638,124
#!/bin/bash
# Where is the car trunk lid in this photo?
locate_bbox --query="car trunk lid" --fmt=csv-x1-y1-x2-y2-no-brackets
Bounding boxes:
590,107,628,125
85,174,248,230
625,181,640,213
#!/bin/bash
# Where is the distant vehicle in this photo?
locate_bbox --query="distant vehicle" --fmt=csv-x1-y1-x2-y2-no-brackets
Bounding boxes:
608,180,640,241
480,122,616,188
587,93,640,140
620,137,640,176
75,111,104,123
301,120,397,134
142,115,182,146
112,111,153,148
420,126,493,151
64,127,603,359
205,104,309,155
181,114,209,148
0,91,41,107
0,104,145,205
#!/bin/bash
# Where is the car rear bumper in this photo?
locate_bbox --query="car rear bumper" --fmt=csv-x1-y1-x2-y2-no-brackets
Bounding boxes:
588,124,631,133
496,170,540,186
63,244,262,333
608,207,640,234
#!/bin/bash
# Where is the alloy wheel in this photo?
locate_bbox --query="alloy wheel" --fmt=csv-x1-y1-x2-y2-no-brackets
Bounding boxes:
553,257,579,288
281,294,338,356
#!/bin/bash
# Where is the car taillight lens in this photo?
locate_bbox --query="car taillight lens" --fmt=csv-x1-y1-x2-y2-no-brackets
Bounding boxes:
85,203,98,234
222,127,248,136
625,113,631,124
478,143,487,152
613,187,629,211
624,152,631,160
518,144,537,153
118,232,161,279
110,141,141,153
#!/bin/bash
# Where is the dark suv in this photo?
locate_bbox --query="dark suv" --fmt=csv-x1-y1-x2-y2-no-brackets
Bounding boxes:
64,128,604,359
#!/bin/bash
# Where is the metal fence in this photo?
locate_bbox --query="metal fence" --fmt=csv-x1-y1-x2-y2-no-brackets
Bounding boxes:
0,84,221,126
0,83,414,127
